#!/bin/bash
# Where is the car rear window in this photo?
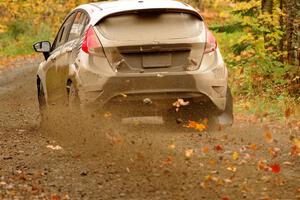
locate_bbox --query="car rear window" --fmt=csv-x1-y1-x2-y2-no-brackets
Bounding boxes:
96,12,204,41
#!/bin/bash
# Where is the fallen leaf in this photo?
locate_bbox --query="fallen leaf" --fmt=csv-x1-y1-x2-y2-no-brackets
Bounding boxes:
104,112,112,118
263,130,273,143
222,197,230,200
202,118,209,125
62,195,70,200
168,143,176,150
293,139,300,149
283,161,292,166
0,181,6,186
223,134,228,140
105,133,123,145
243,153,251,160
204,175,223,185
257,159,269,171
204,174,213,181
51,194,60,200
285,107,291,118
274,177,285,186
201,146,209,154
239,159,248,165
208,159,217,166
291,139,300,155
269,163,281,174
185,149,194,159
136,152,145,161
224,178,232,184
268,147,280,158
233,151,239,160
261,175,271,182
214,145,223,151
46,145,62,150
160,156,173,167
290,145,299,156
185,120,207,132
248,143,257,151
200,181,207,189
226,166,237,172
172,99,189,112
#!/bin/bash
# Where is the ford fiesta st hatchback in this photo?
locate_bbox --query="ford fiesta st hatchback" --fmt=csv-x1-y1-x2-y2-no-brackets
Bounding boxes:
33,0,233,128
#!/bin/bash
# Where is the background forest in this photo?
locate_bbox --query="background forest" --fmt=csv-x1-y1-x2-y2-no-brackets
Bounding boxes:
0,0,299,119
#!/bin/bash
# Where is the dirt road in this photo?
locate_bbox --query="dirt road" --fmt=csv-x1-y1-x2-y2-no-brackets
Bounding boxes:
0,58,299,200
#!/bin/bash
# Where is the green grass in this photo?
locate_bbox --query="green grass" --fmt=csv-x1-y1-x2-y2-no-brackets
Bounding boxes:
234,96,299,122
0,21,52,57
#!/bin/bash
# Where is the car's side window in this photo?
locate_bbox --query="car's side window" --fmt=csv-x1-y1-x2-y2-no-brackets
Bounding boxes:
67,11,89,42
51,13,76,51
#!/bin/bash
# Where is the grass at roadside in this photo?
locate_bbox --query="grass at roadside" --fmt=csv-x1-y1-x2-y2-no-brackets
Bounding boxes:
0,22,52,58
234,96,300,125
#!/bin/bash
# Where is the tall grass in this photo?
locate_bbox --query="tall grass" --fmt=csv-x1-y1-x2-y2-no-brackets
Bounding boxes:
0,21,52,57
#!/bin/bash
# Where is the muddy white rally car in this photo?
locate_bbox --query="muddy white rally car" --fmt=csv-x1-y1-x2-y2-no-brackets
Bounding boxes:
33,0,233,128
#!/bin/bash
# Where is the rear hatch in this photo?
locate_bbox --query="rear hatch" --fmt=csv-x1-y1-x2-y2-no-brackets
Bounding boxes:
95,10,206,73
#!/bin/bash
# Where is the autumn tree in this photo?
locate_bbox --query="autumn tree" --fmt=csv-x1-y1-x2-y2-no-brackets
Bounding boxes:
286,0,300,65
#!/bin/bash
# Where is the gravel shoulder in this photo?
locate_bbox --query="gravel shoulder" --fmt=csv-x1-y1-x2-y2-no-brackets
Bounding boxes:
0,59,300,200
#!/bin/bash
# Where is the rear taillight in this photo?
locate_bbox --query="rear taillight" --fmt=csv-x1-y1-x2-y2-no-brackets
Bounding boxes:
82,26,102,55
204,26,217,54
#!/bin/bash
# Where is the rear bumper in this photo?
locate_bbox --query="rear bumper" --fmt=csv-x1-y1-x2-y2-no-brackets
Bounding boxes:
76,68,228,112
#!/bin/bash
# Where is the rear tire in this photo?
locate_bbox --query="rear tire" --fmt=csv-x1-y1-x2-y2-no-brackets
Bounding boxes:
37,82,48,126
67,82,80,111
208,86,233,131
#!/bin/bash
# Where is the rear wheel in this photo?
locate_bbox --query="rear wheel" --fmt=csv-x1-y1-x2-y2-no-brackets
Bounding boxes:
208,86,233,130
67,82,80,111
37,82,48,126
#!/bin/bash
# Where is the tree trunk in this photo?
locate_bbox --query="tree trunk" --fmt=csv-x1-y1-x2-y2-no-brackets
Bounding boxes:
279,0,285,61
261,0,273,14
286,0,300,65
261,0,273,49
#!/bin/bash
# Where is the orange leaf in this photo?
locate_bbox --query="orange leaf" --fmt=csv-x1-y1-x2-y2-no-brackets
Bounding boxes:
160,156,173,167
268,147,280,158
248,143,257,151
293,139,300,149
201,146,209,153
51,194,60,200
185,120,207,132
263,130,273,143
208,159,217,166
285,108,291,118
291,139,300,156
258,159,269,171
291,145,299,155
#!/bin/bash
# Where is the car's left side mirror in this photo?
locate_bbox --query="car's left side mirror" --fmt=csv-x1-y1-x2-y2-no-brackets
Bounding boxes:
33,41,51,60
